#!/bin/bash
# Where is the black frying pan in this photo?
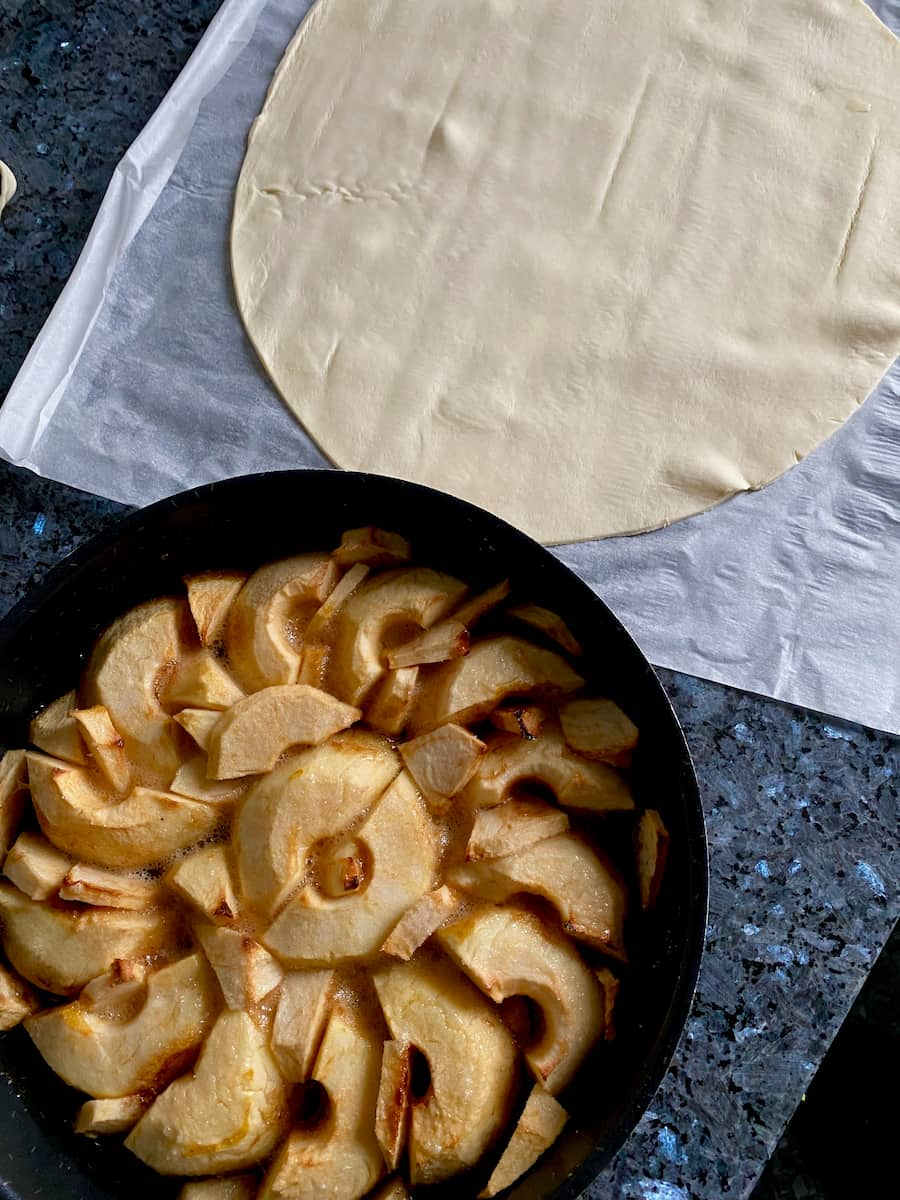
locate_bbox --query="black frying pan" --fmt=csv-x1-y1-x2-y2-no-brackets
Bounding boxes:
0,470,708,1200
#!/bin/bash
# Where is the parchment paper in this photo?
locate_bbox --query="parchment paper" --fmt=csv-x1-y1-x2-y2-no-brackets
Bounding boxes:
2,0,900,736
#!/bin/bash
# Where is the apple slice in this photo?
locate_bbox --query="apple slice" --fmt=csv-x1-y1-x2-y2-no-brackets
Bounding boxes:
0,880,179,995
165,845,238,924
411,637,583,734
259,1005,385,1200
479,1085,568,1197
173,707,220,751
3,831,72,900
637,809,670,909
207,685,360,779
0,959,40,1030
465,797,569,862
372,956,518,1185
594,966,620,1040
165,651,245,711
126,1008,289,1174
59,864,161,910
559,697,639,766
196,925,283,1009
450,579,512,628
171,755,247,805
463,727,633,813
0,749,28,858
76,1095,148,1136
297,642,329,687
365,666,419,736
386,620,469,670
381,885,464,960
72,706,131,795
271,968,334,1082
27,752,223,869
449,833,628,960
234,731,399,917
438,904,604,1094
178,1179,257,1200
330,567,467,705
80,959,148,1014
226,554,338,692
375,1040,411,1171
29,691,86,764
83,598,189,787
26,953,217,1096
184,570,247,647
507,604,582,656
490,703,545,739
333,526,411,567
371,1180,410,1200
304,562,370,643
263,771,439,966
399,724,485,812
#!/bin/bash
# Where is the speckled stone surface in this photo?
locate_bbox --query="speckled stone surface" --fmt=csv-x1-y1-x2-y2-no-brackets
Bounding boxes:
1,4,898,1199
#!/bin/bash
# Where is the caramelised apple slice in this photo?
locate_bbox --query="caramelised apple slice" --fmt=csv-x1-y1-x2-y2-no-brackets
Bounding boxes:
304,563,370,643
0,750,28,858
234,731,399,917
490,703,545,739
465,797,569,862
375,1040,411,1171
178,1178,257,1200
479,1084,568,1198
126,1008,289,1175
507,603,582,657
365,666,419,736
259,1005,385,1200
171,756,247,805
165,651,245,711
0,880,179,995
184,570,247,647
173,707,220,752
80,959,148,1014
449,833,628,960
330,568,467,705
381,885,464,961
207,685,360,779
559,697,639,766
196,925,283,1009
3,831,72,900
226,554,338,692
29,691,86,764
59,864,161,911
270,968,334,1082
72,705,131,795
83,598,190,787
333,526,411,568
372,956,518,1185
411,637,583,734
75,1095,149,1136
26,752,223,869
165,845,238,924
263,771,439,966
399,724,485,813
386,620,469,670
463,726,633,813
438,904,604,1094
26,953,217,1096
636,808,669,909
0,959,40,1030
370,1182,410,1200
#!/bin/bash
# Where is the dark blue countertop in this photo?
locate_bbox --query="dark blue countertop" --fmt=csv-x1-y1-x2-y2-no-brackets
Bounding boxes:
1,4,897,1199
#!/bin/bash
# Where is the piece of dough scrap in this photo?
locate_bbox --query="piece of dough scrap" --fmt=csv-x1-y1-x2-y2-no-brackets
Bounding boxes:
233,0,900,543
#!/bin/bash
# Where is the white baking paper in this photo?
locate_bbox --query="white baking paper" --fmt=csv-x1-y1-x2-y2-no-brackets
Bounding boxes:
2,0,900,736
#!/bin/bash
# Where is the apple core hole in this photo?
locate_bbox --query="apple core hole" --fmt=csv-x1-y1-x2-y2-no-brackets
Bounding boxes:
380,618,425,660
409,1046,433,1104
510,778,558,807
295,1080,330,1129
502,995,546,1049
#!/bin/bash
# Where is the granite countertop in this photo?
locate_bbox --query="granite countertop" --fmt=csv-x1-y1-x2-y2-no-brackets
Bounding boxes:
1,4,898,1199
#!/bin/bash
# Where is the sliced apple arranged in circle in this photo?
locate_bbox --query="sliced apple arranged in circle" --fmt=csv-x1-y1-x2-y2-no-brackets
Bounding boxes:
4,529,664,1197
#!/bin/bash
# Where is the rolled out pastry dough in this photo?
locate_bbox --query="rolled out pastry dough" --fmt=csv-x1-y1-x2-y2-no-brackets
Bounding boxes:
232,0,900,544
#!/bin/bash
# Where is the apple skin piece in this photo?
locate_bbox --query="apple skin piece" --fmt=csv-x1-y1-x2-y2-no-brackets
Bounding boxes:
184,570,247,647
478,1084,568,1197
234,731,400,918
637,808,670,909
178,1178,257,1200
399,724,485,813
29,691,87,765
165,845,239,924
82,598,190,788
381,885,464,961
0,880,180,995
365,666,419,736
26,752,224,870
411,637,584,734
3,831,72,900
372,956,518,1186
0,958,41,1030
126,1008,290,1175
270,968,334,1082
0,750,28,860
559,697,639,767
462,727,634,814
207,684,361,779
465,797,569,862
375,1039,411,1171
75,1095,148,1136
263,771,440,966
259,1005,385,1200
72,705,131,795
329,567,467,705
173,707,220,752
26,953,218,1097
195,925,283,1009
226,554,338,693
332,526,411,568
449,832,628,961
438,904,604,1094
165,651,245,711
